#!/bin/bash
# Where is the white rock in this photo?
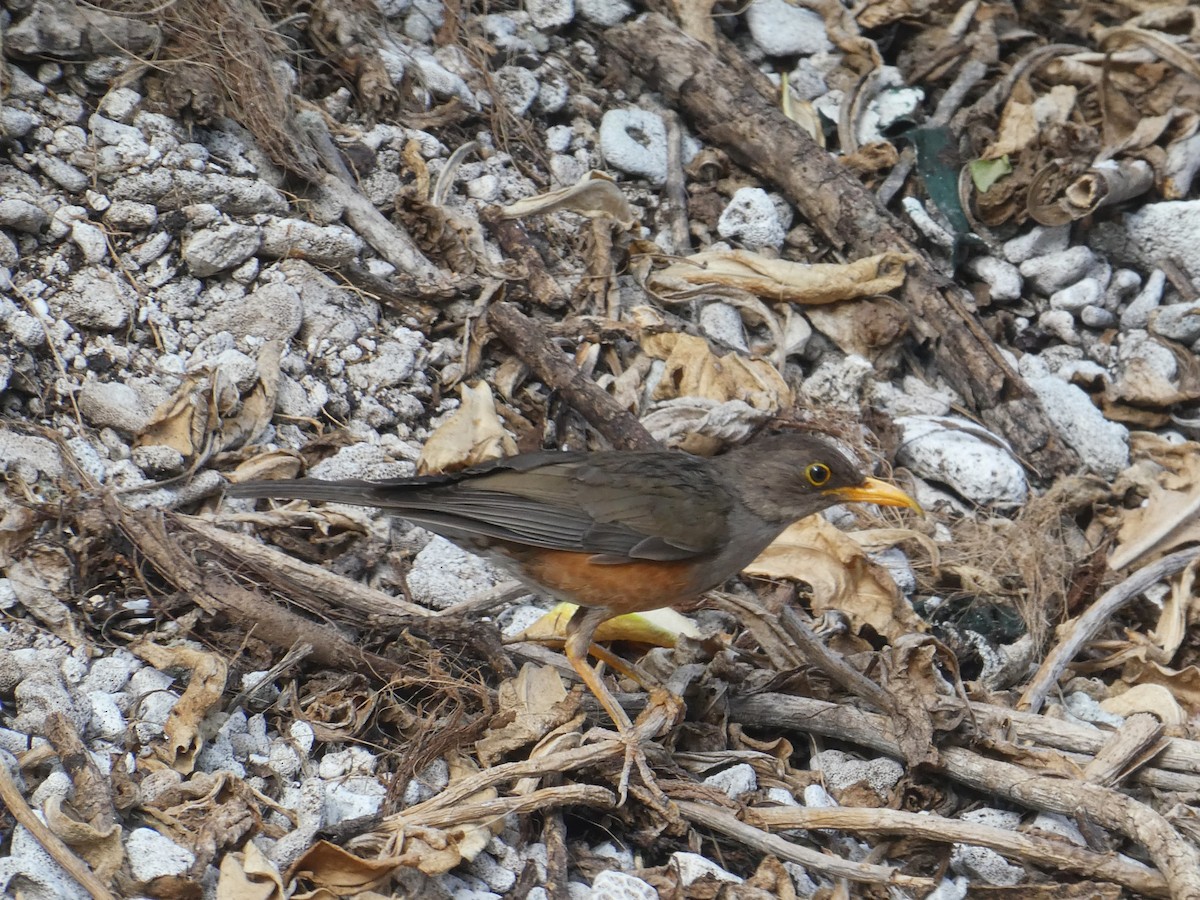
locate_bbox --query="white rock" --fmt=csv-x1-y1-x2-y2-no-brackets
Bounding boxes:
589,871,657,900
965,255,1022,303
78,380,153,433
260,218,362,266
407,536,508,609
671,852,743,886
1149,302,1200,344
1019,246,1098,294
0,197,49,232
745,0,832,56
132,444,186,476
182,222,262,277
1036,309,1079,345
960,807,1021,830
493,66,540,116
949,844,1024,886
699,302,748,352
1095,199,1200,276
466,850,518,893
1049,276,1104,314
69,219,108,264
1028,812,1086,846
1002,224,1070,264
1026,375,1128,478
527,0,574,27
703,762,757,798
0,821,92,900
324,776,387,825
576,0,633,26
895,415,1027,507
86,690,127,740
1120,269,1165,330
204,280,303,343
103,199,157,230
1080,306,1116,329
39,155,88,193
802,354,875,408
599,108,668,186
718,187,786,250
126,827,195,880
812,749,904,798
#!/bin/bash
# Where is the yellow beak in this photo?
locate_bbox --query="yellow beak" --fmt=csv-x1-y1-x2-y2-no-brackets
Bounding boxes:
826,476,921,512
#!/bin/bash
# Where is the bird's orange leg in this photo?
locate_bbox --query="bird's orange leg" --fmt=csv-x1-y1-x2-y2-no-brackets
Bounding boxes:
564,605,675,805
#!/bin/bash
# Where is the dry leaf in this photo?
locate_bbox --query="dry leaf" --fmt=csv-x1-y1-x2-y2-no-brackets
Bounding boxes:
1123,658,1200,717
43,795,124,882
501,170,636,229
131,643,229,773
219,340,283,451
642,332,791,413
1109,438,1200,570
1100,682,1186,725
417,382,517,475
6,549,81,645
648,249,911,304
743,517,925,640
879,634,968,768
804,296,908,359
288,841,398,893
228,450,304,485
217,841,286,900
514,602,701,647
475,664,579,766
137,373,217,458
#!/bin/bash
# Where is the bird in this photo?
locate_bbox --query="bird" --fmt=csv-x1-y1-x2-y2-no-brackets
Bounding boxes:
227,431,918,802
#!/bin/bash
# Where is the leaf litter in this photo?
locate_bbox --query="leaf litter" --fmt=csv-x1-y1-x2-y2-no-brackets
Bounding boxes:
3,0,1200,897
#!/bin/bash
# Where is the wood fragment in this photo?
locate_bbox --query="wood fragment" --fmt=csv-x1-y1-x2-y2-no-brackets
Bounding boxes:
0,758,116,900
747,805,1168,898
1082,713,1166,787
1019,548,1200,713
486,301,659,451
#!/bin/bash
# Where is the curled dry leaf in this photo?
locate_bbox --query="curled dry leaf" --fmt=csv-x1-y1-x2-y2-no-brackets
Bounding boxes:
647,249,911,304
1109,437,1200,570
1122,658,1200,717
804,296,908,359
228,449,304,485
500,170,636,230
287,840,398,895
743,516,925,641
217,840,287,900
1028,159,1154,226
475,663,580,767
131,642,229,774
513,602,702,647
417,381,517,475
880,634,969,768
6,550,80,645
43,795,124,882
1101,682,1186,725
642,333,791,414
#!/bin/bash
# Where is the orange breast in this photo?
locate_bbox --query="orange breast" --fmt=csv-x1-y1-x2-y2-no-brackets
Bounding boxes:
514,548,699,614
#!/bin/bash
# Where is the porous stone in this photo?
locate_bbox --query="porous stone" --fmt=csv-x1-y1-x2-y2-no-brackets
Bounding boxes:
703,763,757,798
718,187,786,250
78,380,153,433
260,218,362,266
745,0,832,56
1026,375,1129,478
576,0,633,26
965,255,1022,303
590,871,657,900
126,828,195,881
599,108,668,187
1020,246,1098,295
492,66,540,117
1148,302,1200,344
182,222,262,277
1003,224,1070,264
407,536,507,610
1120,269,1165,330
59,267,135,329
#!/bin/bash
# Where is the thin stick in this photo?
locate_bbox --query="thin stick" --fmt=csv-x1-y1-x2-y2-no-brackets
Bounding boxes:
1019,548,1200,713
0,760,117,900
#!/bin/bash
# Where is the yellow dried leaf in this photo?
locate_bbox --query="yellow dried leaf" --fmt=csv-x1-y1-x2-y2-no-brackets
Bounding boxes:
287,840,397,893
648,249,911,304
131,643,228,774
219,340,283,451
1100,683,1186,725
743,517,925,640
218,841,287,900
514,602,702,647
137,374,212,457
418,382,517,475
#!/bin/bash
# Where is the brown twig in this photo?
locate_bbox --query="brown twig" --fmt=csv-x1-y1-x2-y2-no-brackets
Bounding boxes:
486,301,659,451
1019,548,1200,713
0,759,117,900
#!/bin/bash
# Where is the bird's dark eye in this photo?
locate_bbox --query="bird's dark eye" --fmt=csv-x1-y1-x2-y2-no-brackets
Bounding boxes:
805,462,831,486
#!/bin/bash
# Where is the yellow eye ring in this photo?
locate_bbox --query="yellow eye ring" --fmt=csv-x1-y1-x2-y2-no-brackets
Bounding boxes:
805,462,831,487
